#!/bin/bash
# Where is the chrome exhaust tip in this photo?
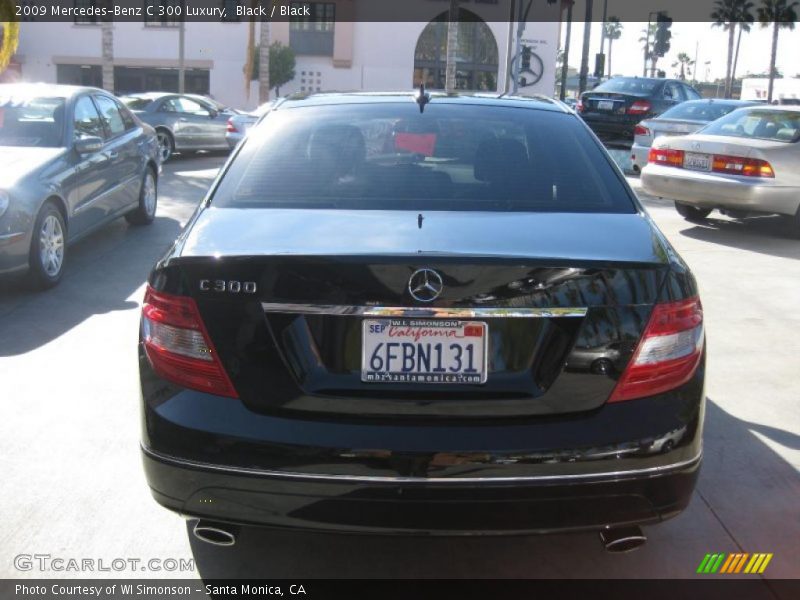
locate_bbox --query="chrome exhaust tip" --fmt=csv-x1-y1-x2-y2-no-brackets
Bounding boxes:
599,526,647,553
192,520,239,547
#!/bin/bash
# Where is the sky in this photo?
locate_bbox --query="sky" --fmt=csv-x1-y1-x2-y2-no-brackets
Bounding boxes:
561,20,800,82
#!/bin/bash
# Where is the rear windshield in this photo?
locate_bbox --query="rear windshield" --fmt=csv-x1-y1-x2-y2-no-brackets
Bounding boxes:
592,78,660,94
121,97,153,110
700,109,800,142
0,96,65,147
658,101,752,122
212,103,635,213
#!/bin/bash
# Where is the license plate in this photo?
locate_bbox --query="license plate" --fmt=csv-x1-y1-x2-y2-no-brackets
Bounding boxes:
361,319,487,384
683,152,711,171
597,100,615,111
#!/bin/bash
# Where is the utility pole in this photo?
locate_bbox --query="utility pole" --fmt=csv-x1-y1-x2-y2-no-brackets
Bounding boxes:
178,17,185,93
598,0,608,74
578,0,593,94
560,1,573,100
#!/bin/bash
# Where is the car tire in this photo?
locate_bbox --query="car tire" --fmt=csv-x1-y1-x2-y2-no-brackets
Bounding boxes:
675,202,711,222
125,168,158,226
156,129,174,163
785,206,800,239
28,201,67,289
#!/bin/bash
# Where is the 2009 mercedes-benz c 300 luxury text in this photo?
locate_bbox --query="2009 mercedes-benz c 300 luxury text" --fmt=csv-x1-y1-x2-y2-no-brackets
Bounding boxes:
139,91,705,547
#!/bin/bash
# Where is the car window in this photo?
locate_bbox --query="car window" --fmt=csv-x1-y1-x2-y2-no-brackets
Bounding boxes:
0,95,65,147
94,95,127,138
174,97,211,116
212,103,636,214
73,96,105,141
684,86,702,100
664,83,685,101
121,97,153,110
658,101,749,122
592,78,660,94
700,109,800,142
117,102,137,130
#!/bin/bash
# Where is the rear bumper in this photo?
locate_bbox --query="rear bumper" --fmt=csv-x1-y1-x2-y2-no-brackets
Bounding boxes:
580,114,642,139
631,142,650,172
142,445,700,535
641,165,800,216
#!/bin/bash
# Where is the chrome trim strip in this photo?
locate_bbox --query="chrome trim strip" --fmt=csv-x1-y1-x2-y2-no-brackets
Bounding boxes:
261,304,588,318
142,445,701,484
0,232,25,244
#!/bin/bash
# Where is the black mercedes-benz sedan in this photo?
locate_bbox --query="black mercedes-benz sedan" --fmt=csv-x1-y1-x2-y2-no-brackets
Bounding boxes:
139,91,705,546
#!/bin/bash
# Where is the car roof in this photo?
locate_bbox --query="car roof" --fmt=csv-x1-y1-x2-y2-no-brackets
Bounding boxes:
121,91,173,100
681,98,758,105
736,104,800,113
272,91,570,113
0,83,105,99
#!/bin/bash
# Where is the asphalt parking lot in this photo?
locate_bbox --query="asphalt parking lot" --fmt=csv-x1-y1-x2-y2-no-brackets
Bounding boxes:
1,153,798,585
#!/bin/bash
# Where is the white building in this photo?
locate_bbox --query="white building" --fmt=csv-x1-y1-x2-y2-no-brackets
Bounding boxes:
14,1,562,110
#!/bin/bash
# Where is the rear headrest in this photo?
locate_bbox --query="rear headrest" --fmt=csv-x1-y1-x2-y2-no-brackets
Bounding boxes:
307,124,366,176
474,138,529,182
776,127,799,142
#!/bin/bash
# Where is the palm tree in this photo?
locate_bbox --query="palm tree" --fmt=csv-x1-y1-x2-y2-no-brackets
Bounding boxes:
711,0,755,98
0,11,20,73
731,2,755,87
639,24,657,77
672,52,695,80
258,18,270,102
101,1,114,92
445,0,459,92
578,0,593,93
603,17,622,77
758,0,798,102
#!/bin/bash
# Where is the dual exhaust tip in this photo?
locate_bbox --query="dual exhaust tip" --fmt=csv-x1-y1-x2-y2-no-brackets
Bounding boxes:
191,519,646,553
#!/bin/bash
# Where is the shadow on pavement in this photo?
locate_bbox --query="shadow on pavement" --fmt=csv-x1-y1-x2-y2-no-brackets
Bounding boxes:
678,217,800,260
186,400,799,585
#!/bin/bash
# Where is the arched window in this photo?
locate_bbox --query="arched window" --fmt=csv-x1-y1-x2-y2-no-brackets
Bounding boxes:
413,10,499,92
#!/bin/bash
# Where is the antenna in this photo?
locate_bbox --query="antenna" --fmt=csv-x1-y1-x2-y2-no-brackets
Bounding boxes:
415,83,430,113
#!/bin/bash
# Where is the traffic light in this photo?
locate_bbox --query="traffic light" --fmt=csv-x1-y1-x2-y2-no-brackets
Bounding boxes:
654,12,672,57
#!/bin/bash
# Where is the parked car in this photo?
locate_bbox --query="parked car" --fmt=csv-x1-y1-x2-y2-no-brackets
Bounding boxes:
225,100,274,148
0,84,160,288
120,92,234,162
631,99,760,172
578,77,702,141
140,91,705,544
641,105,800,233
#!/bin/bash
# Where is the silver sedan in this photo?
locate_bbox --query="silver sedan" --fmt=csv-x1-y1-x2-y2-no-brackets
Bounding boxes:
225,100,274,148
0,84,160,288
641,105,800,234
121,92,236,162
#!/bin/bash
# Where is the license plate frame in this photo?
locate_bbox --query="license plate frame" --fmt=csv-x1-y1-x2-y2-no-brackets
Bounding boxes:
683,152,712,171
361,319,488,385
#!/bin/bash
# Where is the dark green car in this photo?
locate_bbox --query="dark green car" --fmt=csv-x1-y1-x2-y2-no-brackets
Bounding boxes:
0,84,160,288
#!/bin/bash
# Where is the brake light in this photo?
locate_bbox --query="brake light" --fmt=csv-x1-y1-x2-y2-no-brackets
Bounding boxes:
648,147,684,167
226,119,238,133
712,155,774,178
141,286,238,398
576,99,584,113
627,100,652,115
634,124,650,136
609,297,704,403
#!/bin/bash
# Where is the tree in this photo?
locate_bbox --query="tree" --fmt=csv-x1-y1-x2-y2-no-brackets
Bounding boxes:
445,0,458,92
578,0,593,94
712,0,755,98
731,2,755,86
0,0,20,73
758,0,798,102
250,41,296,96
639,23,658,77
603,17,622,78
101,1,114,91
258,19,270,103
672,52,695,80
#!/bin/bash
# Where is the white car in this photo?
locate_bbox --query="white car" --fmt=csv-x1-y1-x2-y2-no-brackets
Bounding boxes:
641,105,800,234
630,99,759,173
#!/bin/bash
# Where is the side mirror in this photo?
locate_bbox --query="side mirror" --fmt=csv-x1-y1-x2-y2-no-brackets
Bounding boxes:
74,136,103,154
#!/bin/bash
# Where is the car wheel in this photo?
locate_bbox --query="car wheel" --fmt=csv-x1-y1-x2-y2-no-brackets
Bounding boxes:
156,130,174,163
785,206,800,239
675,202,711,222
29,201,66,289
125,168,158,226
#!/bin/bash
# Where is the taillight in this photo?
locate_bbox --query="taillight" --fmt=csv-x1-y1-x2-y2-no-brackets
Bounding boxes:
634,124,650,136
141,286,238,398
226,119,238,133
609,297,704,403
576,99,584,113
712,155,774,178
648,147,684,167
627,100,652,115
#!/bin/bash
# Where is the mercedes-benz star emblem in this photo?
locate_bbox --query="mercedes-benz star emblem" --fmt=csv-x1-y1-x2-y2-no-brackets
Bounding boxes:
408,268,444,302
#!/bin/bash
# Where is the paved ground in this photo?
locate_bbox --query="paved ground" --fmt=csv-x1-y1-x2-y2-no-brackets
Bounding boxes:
1,154,798,586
